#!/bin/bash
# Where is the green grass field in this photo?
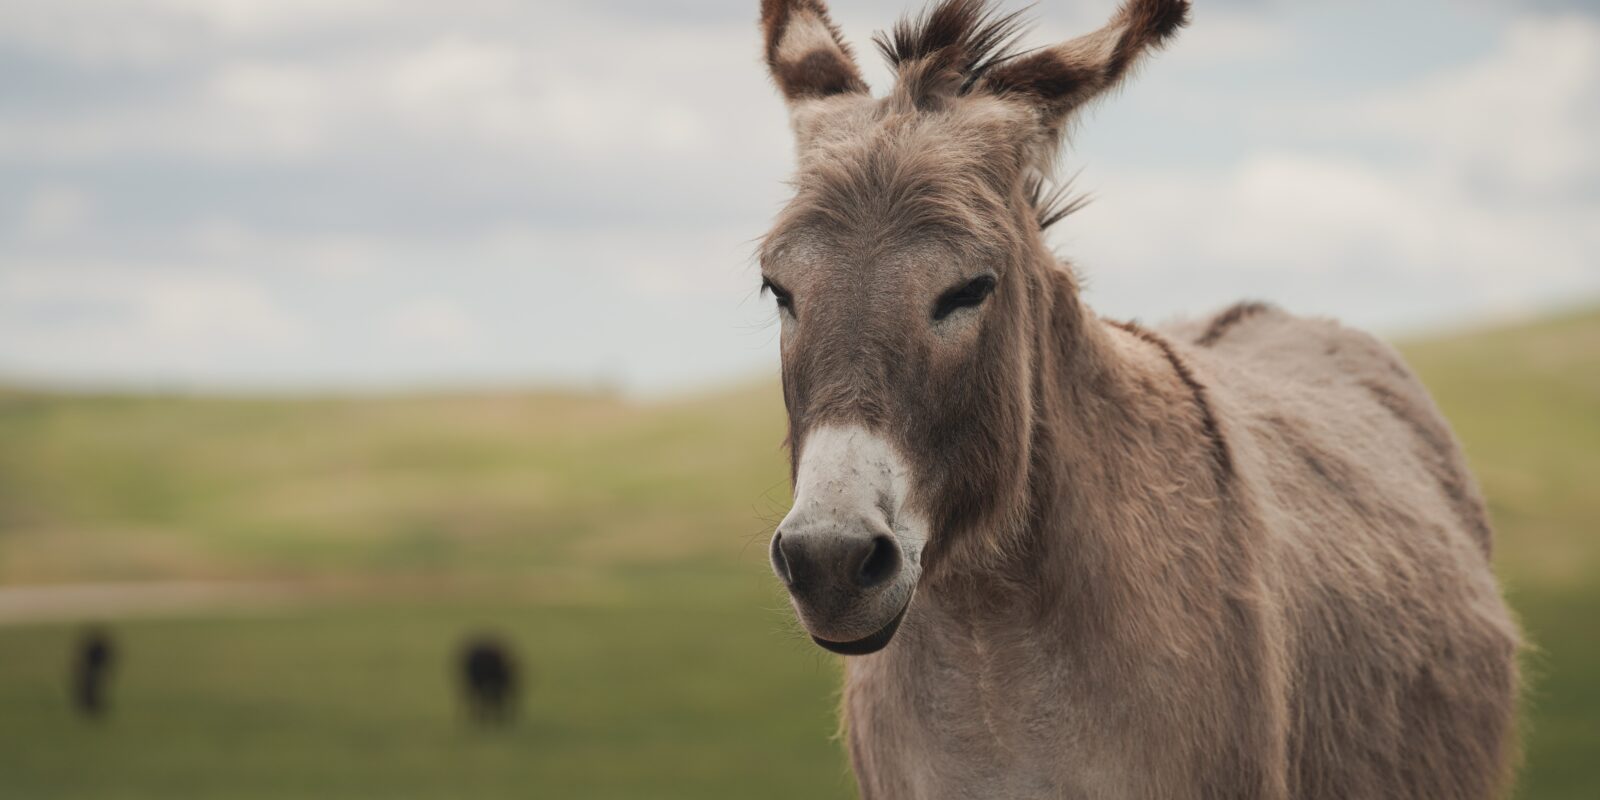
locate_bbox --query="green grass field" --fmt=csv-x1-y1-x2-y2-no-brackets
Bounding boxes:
1,309,1596,798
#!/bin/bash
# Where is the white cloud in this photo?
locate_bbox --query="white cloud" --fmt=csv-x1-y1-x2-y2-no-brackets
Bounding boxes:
139,275,304,343
0,0,388,64
1332,15,1600,195
184,222,383,279
0,217,775,390
0,17,749,164
376,26,742,158
380,298,484,348
0,265,308,378
148,0,386,38
1081,153,1596,303
19,185,94,240
1174,12,1292,64
207,61,339,157
1067,10,1600,329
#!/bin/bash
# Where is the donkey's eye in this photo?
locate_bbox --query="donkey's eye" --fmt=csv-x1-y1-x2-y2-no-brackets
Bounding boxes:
932,275,997,321
761,278,794,313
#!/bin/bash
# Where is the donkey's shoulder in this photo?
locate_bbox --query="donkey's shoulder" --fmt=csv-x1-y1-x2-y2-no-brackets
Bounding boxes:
1164,302,1494,556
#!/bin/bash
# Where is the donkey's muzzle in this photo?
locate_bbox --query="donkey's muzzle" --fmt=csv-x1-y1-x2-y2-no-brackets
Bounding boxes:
771,424,923,655
770,520,909,652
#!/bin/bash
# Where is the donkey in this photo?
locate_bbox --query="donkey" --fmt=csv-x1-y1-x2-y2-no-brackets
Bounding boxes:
71,626,117,721
754,1,1521,797
458,635,520,726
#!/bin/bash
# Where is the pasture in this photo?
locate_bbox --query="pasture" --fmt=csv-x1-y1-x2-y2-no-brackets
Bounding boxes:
1,309,1596,799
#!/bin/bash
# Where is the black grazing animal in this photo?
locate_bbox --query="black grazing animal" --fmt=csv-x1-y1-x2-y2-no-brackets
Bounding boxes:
458,635,520,725
72,627,117,720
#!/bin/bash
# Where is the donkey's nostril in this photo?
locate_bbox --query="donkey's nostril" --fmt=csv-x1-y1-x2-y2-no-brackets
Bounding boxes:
770,533,795,587
857,535,901,589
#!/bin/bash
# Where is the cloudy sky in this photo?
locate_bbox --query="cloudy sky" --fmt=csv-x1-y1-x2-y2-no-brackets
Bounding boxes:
1,0,1596,393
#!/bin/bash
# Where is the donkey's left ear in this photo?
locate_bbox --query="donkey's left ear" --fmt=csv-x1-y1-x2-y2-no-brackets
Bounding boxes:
980,0,1188,151
761,0,869,105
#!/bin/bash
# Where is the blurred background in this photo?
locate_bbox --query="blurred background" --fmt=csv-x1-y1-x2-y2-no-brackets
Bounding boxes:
0,1,1594,798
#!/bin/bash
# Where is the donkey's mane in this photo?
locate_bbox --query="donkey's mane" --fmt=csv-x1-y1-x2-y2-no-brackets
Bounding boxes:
873,0,1087,229
1024,174,1089,231
872,0,1030,98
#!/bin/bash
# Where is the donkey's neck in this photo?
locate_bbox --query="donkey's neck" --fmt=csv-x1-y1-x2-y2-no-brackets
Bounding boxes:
930,262,1233,638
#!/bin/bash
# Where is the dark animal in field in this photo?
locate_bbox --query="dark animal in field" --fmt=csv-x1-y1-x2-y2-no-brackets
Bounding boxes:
71,627,117,720
753,1,1522,797
458,636,520,725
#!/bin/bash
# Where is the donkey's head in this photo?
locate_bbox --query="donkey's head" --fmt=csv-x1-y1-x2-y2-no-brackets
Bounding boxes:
760,0,1188,655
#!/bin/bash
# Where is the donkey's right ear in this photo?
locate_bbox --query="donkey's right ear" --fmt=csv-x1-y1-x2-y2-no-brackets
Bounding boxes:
761,0,869,105
979,0,1188,166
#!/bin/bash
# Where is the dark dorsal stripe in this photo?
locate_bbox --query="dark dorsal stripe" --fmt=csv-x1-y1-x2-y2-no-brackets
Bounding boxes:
1111,319,1233,481
1195,301,1273,348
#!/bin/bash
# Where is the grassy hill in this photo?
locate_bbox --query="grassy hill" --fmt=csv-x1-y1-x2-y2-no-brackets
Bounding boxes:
1,309,1596,798
0,385,792,586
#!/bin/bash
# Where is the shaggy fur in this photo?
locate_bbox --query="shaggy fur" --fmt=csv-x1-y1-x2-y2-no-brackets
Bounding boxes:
755,1,1521,798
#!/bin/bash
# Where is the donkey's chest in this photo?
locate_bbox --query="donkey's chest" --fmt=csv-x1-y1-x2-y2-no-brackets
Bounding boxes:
842,627,1147,800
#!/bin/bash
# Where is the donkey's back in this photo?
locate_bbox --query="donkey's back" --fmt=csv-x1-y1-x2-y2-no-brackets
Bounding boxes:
1172,302,1521,798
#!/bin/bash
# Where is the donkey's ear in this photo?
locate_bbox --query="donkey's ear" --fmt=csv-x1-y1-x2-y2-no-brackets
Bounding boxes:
761,0,869,104
981,0,1188,144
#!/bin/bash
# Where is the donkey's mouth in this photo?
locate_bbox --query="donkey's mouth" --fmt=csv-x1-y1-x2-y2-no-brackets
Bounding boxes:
811,601,910,656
